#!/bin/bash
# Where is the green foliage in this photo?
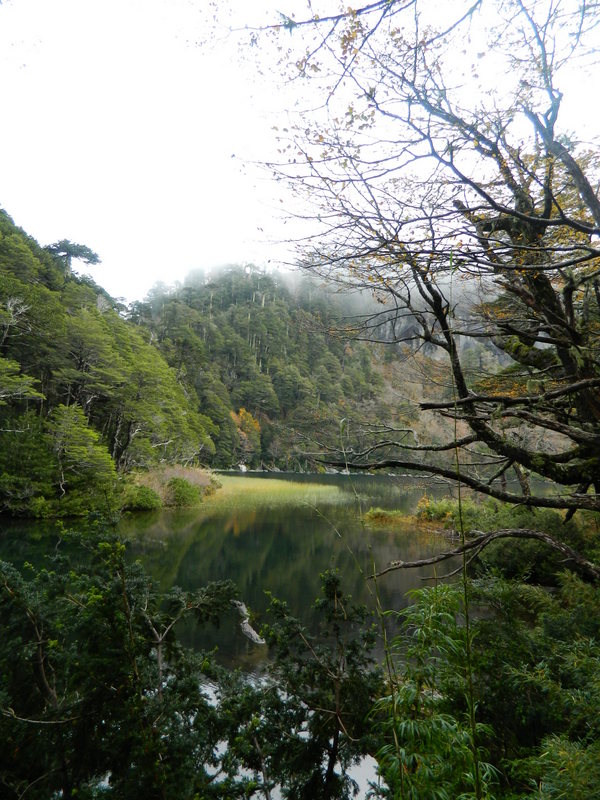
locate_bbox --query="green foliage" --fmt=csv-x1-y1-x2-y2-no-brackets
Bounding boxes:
121,482,163,511
463,574,600,797
1,207,399,494
0,541,384,800
0,211,219,516
415,495,590,584
45,238,101,271
0,502,598,797
0,356,44,404
371,571,600,799
0,412,55,515
534,736,600,799
0,532,238,799
416,496,576,538
137,266,395,470
1,208,396,507
166,476,203,507
373,584,497,800
416,494,465,524
220,569,383,799
48,404,117,490
0,407,121,518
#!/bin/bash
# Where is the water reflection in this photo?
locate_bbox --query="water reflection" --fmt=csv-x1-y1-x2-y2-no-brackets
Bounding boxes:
0,475,457,668
123,474,457,667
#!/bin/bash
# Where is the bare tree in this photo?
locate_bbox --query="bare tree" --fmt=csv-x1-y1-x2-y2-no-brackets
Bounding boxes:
259,0,600,520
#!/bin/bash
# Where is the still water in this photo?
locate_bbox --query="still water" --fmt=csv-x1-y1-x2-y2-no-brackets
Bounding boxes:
119,472,457,667
0,473,457,667
0,473,456,797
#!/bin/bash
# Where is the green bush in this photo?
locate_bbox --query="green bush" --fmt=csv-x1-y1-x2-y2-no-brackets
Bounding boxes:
534,737,600,799
475,505,586,584
122,484,162,512
373,583,499,799
165,477,202,507
467,575,600,791
0,533,237,799
415,495,590,584
28,496,58,519
416,494,463,523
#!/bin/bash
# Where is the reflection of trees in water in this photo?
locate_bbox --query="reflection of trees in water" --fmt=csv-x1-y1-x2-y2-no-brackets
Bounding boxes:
0,477,458,669
126,478,458,669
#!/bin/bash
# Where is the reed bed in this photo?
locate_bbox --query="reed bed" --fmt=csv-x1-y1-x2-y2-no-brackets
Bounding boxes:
203,475,343,510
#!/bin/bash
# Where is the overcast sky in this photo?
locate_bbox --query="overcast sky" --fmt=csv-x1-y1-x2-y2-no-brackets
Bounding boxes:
0,1,595,302
0,0,292,301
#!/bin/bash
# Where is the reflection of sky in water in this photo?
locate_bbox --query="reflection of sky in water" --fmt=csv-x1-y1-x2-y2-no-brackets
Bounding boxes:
125,474,459,670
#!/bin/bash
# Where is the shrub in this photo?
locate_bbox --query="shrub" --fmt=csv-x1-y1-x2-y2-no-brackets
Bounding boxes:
416,494,590,584
165,477,202,507
122,484,162,512
28,496,57,519
416,494,460,523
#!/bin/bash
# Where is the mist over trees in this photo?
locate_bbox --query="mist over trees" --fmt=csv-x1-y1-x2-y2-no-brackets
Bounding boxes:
1,0,600,796
260,0,600,518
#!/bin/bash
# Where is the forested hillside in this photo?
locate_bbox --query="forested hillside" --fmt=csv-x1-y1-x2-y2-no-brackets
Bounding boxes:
0,209,401,516
128,267,400,469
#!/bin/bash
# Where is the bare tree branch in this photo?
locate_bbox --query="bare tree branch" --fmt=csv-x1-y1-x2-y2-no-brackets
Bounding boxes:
372,528,600,583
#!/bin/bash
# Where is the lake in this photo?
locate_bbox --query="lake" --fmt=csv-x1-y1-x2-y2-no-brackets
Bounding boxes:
0,472,458,668
0,472,458,797
119,472,458,667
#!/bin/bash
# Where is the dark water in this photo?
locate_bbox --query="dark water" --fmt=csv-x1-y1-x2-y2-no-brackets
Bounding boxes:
121,473,457,667
0,473,457,669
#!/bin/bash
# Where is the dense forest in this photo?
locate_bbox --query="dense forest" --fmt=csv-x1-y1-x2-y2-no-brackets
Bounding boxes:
0,208,404,517
1,0,600,796
1,201,599,799
128,267,396,470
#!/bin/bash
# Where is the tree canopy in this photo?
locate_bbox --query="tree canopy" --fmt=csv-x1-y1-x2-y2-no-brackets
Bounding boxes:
0,207,397,515
45,239,101,272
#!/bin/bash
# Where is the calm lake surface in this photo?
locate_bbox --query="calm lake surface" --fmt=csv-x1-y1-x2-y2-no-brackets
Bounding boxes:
123,472,456,667
0,473,458,669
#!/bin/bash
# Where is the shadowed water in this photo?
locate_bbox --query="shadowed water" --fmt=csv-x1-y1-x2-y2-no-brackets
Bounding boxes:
119,473,458,667
0,474,458,668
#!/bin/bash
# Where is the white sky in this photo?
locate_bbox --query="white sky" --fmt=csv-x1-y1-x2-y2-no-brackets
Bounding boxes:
0,0,291,301
0,0,595,302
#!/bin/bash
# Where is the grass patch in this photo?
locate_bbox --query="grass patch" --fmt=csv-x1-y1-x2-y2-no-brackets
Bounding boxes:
121,472,343,515
364,507,411,526
202,475,342,510
364,507,406,525
363,506,443,534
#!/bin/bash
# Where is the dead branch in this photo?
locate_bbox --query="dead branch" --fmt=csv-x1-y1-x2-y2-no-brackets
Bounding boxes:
371,528,600,583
